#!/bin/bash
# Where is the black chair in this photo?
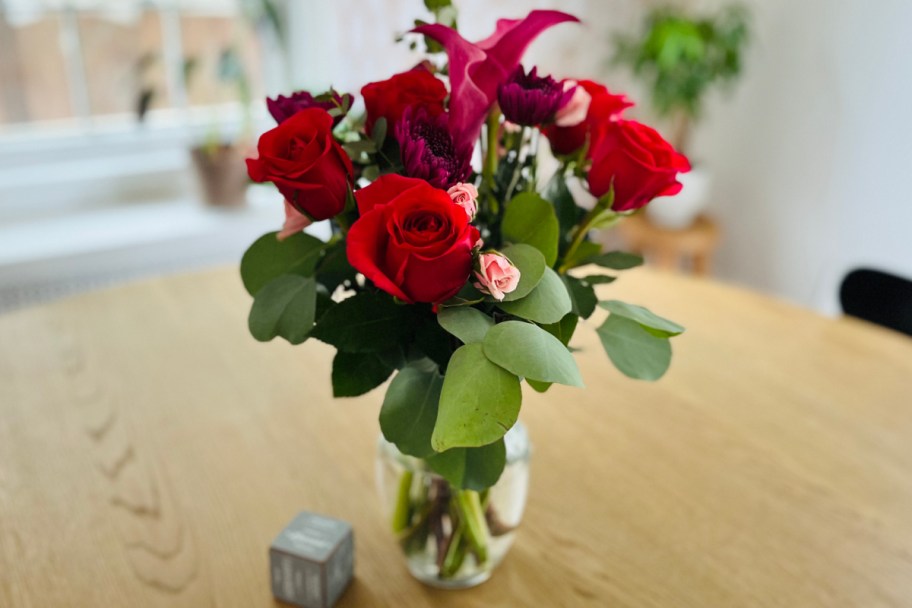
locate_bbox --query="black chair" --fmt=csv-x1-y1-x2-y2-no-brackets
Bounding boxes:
839,268,912,337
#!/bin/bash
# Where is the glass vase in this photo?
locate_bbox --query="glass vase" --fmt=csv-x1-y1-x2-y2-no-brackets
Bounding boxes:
375,423,531,589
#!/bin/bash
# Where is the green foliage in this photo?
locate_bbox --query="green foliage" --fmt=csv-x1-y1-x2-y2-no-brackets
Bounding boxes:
248,275,316,345
585,251,644,271
498,268,572,324
613,5,750,121
597,315,672,381
562,275,598,319
501,192,560,266
499,244,546,302
600,300,685,337
541,314,579,347
596,301,683,381
379,363,444,458
482,321,583,387
241,231,325,296
432,344,522,451
332,351,395,397
311,292,412,352
437,307,494,345
544,172,584,253
427,439,506,491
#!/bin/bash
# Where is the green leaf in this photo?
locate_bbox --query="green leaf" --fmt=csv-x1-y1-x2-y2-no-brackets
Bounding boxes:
332,351,395,397
413,314,454,369
501,192,560,266
426,439,506,491
482,321,583,387
544,172,583,248
541,313,579,346
600,300,685,337
370,116,387,147
248,275,316,345
438,307,494,344
498,267,572,324
311,292,411,352
379,364,444,458
315,240,356,293
586,251,644,270
597,315,672,381
498,243,546,302
431,344,522,451
582,275,617,285
241,231,325,296
526,379,552,393
562,274,598,319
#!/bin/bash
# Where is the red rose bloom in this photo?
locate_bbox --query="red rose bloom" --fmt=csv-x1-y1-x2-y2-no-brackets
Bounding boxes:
542,80,633,155
247,108,353,221
361,68,448,135
587,119,691,212
346,175,479,304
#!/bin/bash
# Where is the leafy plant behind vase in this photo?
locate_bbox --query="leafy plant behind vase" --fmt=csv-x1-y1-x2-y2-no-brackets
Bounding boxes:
613,5,749,153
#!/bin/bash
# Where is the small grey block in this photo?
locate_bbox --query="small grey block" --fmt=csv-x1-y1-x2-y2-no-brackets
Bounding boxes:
270,512,354,608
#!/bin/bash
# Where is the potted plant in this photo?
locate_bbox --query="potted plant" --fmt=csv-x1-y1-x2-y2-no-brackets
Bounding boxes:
613,5,749,228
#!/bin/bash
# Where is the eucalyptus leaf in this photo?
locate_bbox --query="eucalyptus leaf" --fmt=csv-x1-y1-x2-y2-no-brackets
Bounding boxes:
541,313,579,346
562,274,598,319
379,364,444,458
562,240,602,269
582,275,617,285
371,116,387,147
241,231,324,296
498,267,572,324
431,344,522,451
426,439,506,491
586,251,644,270
544,172,583,246
332,351,395,397
501,192,560,266
438,307,494,344
600,300,685,337
248,275,316,345
311,292,411,352
499,243,546,302
483,321,583,387
597,315,672,380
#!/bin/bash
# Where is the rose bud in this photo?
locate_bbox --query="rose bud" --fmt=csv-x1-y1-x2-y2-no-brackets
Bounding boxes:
246,108,354,220
397,106,472,189
361,67,448,136
267,90,354,125
347,175,480,304
587,119,691,212
447,182,479,220
277,200,313,241
474,252,522,301
497,66,572,127
542,80,633,155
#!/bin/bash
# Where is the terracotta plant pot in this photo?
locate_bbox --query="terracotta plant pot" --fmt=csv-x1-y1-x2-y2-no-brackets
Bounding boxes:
190,144,249,207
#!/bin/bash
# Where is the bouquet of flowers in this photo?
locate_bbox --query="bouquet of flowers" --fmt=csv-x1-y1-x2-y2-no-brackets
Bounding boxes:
241,3,687,585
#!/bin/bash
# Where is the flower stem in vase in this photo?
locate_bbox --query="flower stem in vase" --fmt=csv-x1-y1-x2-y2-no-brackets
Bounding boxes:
391,470,414,533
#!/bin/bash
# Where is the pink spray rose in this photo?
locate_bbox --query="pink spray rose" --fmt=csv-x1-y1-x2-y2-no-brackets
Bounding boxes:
277,200,313,241
447,183,479,219
554,80,591,127
474,252,521,301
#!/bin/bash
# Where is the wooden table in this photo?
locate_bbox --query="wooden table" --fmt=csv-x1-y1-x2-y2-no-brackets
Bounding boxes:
2,268,911,607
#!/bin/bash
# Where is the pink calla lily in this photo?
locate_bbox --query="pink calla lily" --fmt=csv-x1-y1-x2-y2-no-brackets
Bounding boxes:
413,10,579,149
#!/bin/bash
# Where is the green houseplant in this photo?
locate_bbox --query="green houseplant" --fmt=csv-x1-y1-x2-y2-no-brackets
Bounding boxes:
613,5,749,228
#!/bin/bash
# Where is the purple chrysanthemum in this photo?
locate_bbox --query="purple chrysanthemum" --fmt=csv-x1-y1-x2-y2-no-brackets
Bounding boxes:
396,106,472,189
267,90,354,125
497,66,572,127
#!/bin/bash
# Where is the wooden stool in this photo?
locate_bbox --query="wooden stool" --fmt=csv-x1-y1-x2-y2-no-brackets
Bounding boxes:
617,213,720,276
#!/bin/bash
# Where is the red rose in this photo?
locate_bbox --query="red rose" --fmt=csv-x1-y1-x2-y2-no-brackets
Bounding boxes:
246,108,353,220
361,68,448,135
587,119,691,212
346,175,480,304
542,80,633,155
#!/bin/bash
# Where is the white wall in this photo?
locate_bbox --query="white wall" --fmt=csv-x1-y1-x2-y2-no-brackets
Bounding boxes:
294,0,912,315
696,0,912,314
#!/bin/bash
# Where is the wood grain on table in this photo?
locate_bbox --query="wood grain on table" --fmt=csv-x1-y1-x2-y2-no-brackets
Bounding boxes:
1,267,911,607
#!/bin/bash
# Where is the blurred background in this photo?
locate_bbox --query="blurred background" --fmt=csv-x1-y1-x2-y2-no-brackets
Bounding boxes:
1,0,910,316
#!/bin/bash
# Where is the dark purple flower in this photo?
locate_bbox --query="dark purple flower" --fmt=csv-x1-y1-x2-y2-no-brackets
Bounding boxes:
396,106,472,189
497,66,572,127
266,90,354,125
